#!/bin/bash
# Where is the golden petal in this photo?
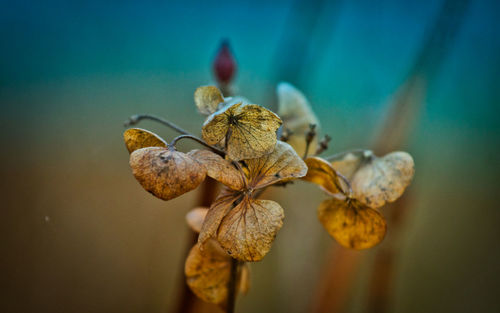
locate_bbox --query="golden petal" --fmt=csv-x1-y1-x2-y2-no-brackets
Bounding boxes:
202,102,282,161
217,196,284,262
277,82,320,156
123,128,167,153
189,149,246,191
198,192,241,244
302,157,346,196
245,141,308,188
129,147,206,200
185,241,250,306
194,86,225,115
318,197,387,250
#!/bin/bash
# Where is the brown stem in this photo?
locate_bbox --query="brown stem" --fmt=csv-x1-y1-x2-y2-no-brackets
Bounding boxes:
226,258,239,313
172,178,219,313
124,114,190,135
303,124,317,159
170,135,225,156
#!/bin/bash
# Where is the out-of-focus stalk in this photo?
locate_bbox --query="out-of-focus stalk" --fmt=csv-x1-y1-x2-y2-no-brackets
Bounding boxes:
310,1,469,312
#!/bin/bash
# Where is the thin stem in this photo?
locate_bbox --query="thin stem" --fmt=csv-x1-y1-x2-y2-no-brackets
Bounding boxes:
303,124,317,159
124,114,190,135
226,258,239,313
336,172,353,197
170,135,225,156
324,149,367,162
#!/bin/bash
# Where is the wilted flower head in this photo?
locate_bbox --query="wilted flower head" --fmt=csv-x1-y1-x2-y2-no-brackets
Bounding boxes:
303,151,414,249
191,141,307,261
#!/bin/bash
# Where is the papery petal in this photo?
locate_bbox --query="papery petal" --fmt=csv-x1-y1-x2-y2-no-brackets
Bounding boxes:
189,149,246,190
129,147,206,200
245,141,307,188
318,197,387,250
217,196,284,262
124,128,167,153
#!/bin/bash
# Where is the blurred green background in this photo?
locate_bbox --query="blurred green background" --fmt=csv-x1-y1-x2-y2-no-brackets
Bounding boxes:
1,0,499,312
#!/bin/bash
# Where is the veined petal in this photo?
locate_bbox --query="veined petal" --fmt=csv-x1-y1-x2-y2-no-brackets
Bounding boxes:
217,196,284,262
318,197,387,250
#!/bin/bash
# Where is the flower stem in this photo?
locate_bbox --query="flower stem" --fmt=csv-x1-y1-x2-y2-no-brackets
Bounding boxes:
170,135,225,156
227,258,239,313
124,114,190,135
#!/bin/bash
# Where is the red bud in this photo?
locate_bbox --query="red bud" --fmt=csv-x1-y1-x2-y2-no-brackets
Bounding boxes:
213,40,236,85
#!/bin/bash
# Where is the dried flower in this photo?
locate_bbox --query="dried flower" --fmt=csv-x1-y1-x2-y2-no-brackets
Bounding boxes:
302,152,414,249
190,141,307,261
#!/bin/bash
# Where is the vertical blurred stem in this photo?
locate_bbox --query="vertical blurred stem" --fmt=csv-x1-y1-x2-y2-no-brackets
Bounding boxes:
227,258,239,313
310,1,469,313
173,179,219,313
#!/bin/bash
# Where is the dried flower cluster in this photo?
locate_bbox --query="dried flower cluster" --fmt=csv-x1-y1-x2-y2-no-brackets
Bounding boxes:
123,82,415,310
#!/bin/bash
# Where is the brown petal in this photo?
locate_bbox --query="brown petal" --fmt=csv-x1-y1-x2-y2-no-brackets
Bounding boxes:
188,149,246,190
217,197,284,262
351,151,415,208
318,197,387,250
194,86,225,115
277,82,320,156
198,192,241,244
129,147,206,200
202,102,282,161
123,128,167,153
186,207,209,233
185,241,248,306
302,157,346,196
245,141,308,188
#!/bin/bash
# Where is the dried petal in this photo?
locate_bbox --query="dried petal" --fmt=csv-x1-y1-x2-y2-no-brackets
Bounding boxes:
189,149,246,190
202,102,282,161
186,207,209,233
277,82,320,156
302,157,346,196
351,151,415,208
330,150,373,180
217,196,284,262
330,151,415,208
129,147,206,200
185,241,249,306
184,241,231,305
245,141,308,188
199,193,241,244
194,86,225,115
318,197,387,249
123,128,167,153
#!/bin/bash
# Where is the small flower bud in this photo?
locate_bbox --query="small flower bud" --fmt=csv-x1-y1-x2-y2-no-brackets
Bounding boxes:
213,39,236,85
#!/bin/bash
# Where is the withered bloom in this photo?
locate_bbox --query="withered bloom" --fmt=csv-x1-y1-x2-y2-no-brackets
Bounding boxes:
302,151,414,249
190,141,307,261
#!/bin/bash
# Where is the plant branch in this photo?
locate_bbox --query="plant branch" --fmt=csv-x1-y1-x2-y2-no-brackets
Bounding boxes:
303,124,317,159
124,114,190,135
227,258,239,313
170,135,225,156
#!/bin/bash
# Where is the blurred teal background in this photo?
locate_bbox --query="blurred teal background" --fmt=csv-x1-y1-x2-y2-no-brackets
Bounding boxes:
1,0,499,312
